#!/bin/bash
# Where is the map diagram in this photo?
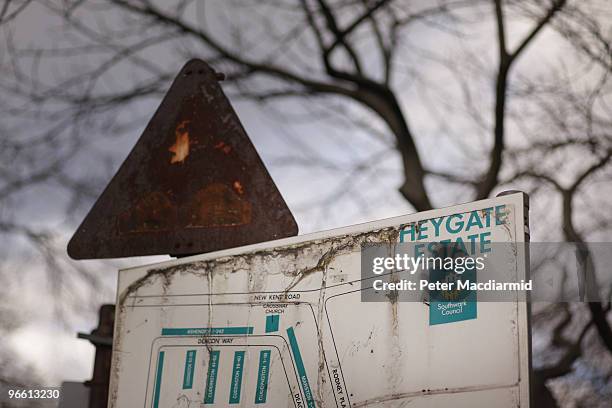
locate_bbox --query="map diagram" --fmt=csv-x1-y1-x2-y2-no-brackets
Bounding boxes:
109,194,530,408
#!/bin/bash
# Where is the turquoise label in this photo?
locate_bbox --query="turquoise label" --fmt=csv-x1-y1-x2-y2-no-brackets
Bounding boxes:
430,299,477,325
265,314,280,333
287,327,315,408
182,350,196,389
429,263,477,325
229,351,245,404
162,327,253,336
255,350,271,404
153,351,164,408
204,350,220,404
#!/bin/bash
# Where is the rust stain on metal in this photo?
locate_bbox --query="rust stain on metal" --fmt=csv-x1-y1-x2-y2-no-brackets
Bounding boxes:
168,120,190,163
117,191,176,234
186,184,251,227
67,59,298,259
233,180,244,195
214,141,232,154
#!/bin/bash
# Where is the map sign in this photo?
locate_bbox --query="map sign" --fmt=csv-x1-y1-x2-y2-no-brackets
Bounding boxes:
109,193,530,407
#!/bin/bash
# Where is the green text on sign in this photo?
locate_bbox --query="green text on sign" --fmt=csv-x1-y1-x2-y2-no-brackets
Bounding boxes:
153,351,164,408
182,350,196,389
162,327,253,336
287,327,315,408
255,350,271,404
229,351,245,404
204,350,220,404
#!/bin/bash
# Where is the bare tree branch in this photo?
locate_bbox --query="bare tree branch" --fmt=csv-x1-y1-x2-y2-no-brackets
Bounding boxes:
476,0,567,199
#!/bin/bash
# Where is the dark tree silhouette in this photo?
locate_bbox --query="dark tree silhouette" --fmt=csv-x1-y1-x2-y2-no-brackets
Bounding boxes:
0,1,611,405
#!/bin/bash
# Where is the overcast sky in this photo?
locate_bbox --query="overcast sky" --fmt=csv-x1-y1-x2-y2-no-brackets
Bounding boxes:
2,0,609,387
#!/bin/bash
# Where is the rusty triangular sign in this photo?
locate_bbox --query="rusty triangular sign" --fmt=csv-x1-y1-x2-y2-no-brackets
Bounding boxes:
68,59,298,259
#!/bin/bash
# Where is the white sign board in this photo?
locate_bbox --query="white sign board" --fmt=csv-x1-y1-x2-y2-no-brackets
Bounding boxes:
109,193,530,407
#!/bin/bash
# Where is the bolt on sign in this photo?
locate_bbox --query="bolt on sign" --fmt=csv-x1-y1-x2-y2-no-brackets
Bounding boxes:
67,59,297,259
109,193,531,407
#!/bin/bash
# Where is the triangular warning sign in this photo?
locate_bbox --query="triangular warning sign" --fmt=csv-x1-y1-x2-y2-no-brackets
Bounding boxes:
68,59,298,259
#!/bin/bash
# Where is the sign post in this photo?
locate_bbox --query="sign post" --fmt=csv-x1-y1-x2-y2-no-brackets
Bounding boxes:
68,59,298,260
108,192,531,407
67,59,298,408
67,59,531,408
